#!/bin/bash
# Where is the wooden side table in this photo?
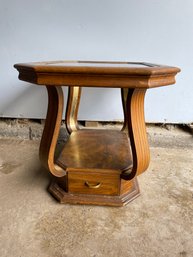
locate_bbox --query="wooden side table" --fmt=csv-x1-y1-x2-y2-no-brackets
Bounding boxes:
14,61,180,206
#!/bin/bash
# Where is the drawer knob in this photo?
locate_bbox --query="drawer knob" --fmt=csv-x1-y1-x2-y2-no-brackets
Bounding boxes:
85,181,101,189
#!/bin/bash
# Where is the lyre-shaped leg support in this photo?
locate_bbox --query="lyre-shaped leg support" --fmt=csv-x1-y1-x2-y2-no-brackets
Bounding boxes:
65,86,82,134
40,86,148,206
121,88,150,180
39,86,66,177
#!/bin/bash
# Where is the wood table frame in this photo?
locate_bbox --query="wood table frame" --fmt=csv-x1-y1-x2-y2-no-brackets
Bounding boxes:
14,61,180,206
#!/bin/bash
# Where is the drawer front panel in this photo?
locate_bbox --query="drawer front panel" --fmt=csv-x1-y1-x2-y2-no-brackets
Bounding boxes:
68,172,119,196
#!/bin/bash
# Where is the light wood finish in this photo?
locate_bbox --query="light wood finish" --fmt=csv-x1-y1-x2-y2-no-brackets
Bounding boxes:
68,171,119,195
57,130,132,171
14,60,180,206
120,179,133,196
65,86,82,134
39,86,66,177
14,61,180,88
121,88,150,180
48,177,140,207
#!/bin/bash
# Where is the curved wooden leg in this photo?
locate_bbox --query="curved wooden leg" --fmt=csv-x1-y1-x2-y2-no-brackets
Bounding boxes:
121,88,150,180
65,86,82,134
121,88,129,133
39,86,66,177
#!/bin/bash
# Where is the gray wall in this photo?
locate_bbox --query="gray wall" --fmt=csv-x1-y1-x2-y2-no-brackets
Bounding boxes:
0,0,192,123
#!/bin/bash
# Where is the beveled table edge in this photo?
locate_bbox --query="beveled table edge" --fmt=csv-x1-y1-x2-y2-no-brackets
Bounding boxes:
14,60,180,76
14,60,180,89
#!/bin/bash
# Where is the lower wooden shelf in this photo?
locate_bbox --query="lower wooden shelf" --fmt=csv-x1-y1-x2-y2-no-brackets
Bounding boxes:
57,129,132,172
49,129,139,206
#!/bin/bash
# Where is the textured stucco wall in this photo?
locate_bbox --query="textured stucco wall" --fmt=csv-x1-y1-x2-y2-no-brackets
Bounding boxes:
0,0,192,123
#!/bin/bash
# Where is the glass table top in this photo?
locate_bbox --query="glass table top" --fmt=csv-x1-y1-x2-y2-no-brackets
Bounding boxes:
44,61,157,68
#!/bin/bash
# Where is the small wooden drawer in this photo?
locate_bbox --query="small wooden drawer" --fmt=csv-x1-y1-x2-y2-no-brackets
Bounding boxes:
68,171,120,196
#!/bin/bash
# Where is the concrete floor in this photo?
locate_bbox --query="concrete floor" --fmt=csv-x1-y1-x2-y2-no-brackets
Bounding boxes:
0,125,193,257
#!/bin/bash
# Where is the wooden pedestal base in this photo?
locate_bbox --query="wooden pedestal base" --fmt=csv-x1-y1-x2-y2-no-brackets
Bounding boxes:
48,177,140,207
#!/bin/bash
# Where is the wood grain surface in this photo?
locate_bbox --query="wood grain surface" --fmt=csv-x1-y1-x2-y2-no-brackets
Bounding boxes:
121,88,150,180
65,86,82,134
39,86,66,177
57,130,132,172
14,61,180,88
14,60,180,206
